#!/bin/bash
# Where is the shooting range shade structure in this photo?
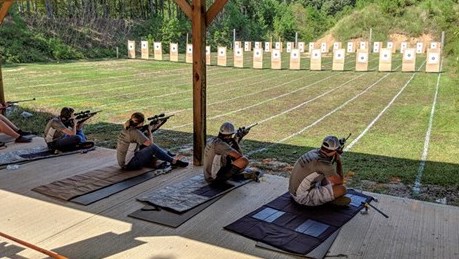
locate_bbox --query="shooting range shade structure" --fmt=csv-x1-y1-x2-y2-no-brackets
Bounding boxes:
224,189,373,255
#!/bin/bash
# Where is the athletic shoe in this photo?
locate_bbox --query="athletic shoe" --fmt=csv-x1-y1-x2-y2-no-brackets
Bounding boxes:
15,136,32,143
172,160,189,168
243,168,264,182
76,141,95,149
330,196,351,206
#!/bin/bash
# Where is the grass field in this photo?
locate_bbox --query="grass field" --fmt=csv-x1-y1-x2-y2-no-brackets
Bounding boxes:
2,52,458,205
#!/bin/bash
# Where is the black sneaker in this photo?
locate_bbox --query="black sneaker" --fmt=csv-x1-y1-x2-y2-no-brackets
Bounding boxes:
15,136,32,143
172,160,189,168
17,129,33,136
76,141,95,149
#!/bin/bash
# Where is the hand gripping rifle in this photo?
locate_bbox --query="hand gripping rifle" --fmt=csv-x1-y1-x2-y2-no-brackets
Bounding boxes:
233,122,258,143
332,133,352,164
140,113,174,133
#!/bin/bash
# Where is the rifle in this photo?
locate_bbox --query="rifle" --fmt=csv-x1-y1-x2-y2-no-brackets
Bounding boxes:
234,122,258,142
140,113,174,133
1,98,36,110
74,110,101,125
331,133,352,164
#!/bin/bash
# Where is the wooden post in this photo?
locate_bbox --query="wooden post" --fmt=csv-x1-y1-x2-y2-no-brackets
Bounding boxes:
174,0,229,165
0,0,16,105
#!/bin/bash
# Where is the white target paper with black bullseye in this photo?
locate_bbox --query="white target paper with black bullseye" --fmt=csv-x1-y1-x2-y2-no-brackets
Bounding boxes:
273,50,280,59
171,45,177,52
255,42,260,49
129,43,134,49
360,42,366,49
358,53,368,63
428,53,439,64
255,50,261,57
334,50,343,60
275,42,280,49
404,50,414,60
154,43,160,49
373,42,380,52
430,42,438,49
142,43,147,48
298,42,304,52
312,49,320,59
206,46,210,54
236,49,242,56
387,42,393,49
416,43,423,53
291,50,299,59
381,50,390,61
347,42,353,52
218,48,226,56
187,46,192,53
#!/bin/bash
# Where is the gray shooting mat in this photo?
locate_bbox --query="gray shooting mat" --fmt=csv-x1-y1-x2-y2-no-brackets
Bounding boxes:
70,165,172,205
0,145,95,167
128,194,222,228
32,165,160,201
137,174,252,213
224,189,373,255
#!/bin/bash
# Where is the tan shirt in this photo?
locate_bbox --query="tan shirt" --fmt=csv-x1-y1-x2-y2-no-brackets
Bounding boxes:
203,137,234,181
288,149,337,195
116,126,149,167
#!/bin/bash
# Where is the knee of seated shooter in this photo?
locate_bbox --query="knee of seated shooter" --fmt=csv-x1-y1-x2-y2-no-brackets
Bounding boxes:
233,156,249,168
333,185,347,198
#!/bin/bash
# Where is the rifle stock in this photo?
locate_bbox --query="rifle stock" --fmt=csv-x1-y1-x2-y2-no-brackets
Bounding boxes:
141,113,174,133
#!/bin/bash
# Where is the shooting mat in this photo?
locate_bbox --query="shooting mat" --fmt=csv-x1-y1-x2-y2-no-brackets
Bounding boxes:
128,194,222,228
224,189,372,255
137,174,252,213
0,145,94,168
33,164,169,202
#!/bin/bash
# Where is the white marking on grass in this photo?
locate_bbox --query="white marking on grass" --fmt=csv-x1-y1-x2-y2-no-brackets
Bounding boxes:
247,73,390,156
413,69,442,194
170,73,339,129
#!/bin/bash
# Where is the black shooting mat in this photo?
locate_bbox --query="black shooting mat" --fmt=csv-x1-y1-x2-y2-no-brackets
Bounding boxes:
224,189,372,255
0,145,95,167
128,194,222,228
256,229,341,259
70,166,172,205
137,174,252,213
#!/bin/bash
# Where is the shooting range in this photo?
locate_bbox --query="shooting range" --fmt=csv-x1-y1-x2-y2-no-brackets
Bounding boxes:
141,41,149,59
332,49,345,71
264,41,271,52
1,1,457,258
416,42,425,54
154,42,163,60
128,40,135,59
234,47,244,68
244,41,251,52
217,47,227,66
320,42,328,53
298,42,305,52
426,48,441,72
400,42,408,54
310,49,322,71
347,41,355,53
373,42,381,53
253,48,263,69
186,44,193,63
206,46,211,65
402,48,416,72
271,49,281,70
378,48,392,72
289,49,300,70
355,49,369,71
170,43,178,62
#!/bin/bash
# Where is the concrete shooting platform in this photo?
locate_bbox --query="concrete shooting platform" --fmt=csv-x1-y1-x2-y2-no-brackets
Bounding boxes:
1,136,458,258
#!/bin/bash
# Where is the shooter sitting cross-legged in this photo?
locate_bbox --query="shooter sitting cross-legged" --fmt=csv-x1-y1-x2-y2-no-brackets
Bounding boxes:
44,107,94,152
203,122,261,185
289,135,350,207
116,112,188,171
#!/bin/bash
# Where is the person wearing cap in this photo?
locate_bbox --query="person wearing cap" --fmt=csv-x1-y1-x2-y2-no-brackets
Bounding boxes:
44,107,94,152
116,112,189,170
203,121,260,184
288,135,349,206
